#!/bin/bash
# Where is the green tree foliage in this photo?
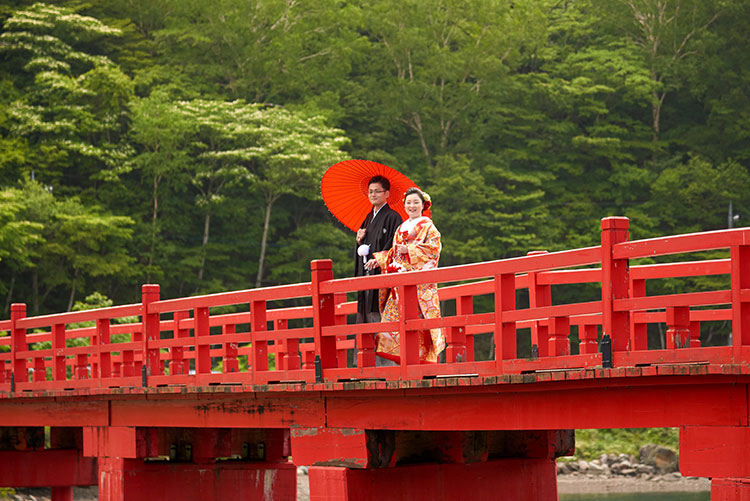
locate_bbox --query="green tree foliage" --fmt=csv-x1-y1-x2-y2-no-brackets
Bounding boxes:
0,3,134,188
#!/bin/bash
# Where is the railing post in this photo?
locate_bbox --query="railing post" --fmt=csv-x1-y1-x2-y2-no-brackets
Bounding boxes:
277,319,300,371
456,295,475,361
494,273,516,371
548,316,570,356
601,217,630,356
689,320,701,348
141,284,161,381
250,300,268,376
170,311,189,375
334,293,348,367
311,259,336,374
97,318,111,379
10,303,27,387
52,323,66,381
527,251,550,357
731,244,750,361
629,277,648,351
222,324,239,373
195,307,211,374
666,307,691,349
398,285,421,380
579,324,599,354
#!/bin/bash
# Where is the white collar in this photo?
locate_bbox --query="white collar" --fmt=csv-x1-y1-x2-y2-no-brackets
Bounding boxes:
373,204,386,218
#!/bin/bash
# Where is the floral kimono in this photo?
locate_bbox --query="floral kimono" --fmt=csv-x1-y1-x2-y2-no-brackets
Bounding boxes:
373,216,445,363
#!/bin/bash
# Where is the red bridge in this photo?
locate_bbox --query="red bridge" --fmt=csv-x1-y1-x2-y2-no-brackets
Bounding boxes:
1,217,750,500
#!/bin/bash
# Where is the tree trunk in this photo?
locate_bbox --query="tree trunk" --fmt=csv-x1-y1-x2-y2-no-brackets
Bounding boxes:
147,174,161,283
32,270,39,315
255,199,274,288
196,212,211,290
66,269,79,312
3,275,15,316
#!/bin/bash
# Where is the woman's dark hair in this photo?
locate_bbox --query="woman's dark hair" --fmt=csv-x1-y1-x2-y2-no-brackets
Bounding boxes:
368,175,390,191
404,187,424,203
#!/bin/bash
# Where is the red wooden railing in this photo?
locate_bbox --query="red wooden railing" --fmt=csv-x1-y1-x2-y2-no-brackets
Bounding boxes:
1,217,749,393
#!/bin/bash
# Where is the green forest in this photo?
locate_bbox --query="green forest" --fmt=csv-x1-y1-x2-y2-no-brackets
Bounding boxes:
1,0,749,316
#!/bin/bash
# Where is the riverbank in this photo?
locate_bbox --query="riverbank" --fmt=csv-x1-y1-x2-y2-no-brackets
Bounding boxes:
557,473,710,494
3,470,710,500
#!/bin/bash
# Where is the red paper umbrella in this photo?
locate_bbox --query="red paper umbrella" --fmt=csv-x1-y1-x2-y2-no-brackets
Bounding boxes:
321,160,424,232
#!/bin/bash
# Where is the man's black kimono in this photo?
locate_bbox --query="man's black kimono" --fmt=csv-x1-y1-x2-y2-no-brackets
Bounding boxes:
354,204,402,323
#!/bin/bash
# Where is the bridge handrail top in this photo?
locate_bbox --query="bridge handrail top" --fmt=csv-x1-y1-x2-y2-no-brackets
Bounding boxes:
149,282,312,313
614,227,750,259
321,246,602,294
17,303,142,329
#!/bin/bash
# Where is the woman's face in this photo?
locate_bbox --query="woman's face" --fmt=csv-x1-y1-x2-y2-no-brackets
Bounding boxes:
404,193,424,219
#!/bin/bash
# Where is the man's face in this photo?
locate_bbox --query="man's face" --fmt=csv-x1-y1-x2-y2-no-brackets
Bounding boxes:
368,182,389,208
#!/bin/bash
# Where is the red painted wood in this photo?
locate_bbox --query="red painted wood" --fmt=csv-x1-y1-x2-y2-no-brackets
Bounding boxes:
732,245,750,362
98,457,296,501
51,487,74,501
527,251,551,358
10,303,27,384
110,396,325,428
0,400,108,426
0,450,96,487
666,307,691,349
251,300,268,374
325,383,747,431
601,217,630,351
614,227,750,260
548,316,570,356
312,259,337,369
711,478,750,500
291,427,369,468
681,426,750,478
494,273,516,367
141,285,161,378
307,458,557,501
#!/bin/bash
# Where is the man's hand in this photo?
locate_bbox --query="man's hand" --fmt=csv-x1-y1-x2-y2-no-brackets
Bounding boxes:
356,228,367,244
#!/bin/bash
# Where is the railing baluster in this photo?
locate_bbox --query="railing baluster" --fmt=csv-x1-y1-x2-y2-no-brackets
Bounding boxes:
98,318,111,379
629,277,648,351
52,323,66,381
251,300,268,376
579,324,599,354
494,273,516,371
398,285,421,380
689,320,701,348
666,307,690,349
527,251,550,357
548,316,571,356
195,307,211,374
334,293,348,368
456,295,474,361
171,311,189,376
223,324,238,374
277,319,300,371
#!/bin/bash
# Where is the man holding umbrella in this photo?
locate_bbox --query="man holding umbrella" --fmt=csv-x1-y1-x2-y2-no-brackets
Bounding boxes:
355,175,402,323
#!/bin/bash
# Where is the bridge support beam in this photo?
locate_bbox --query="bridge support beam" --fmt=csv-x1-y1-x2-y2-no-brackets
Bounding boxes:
84,426,296,501
0,427,96,500
292,428,573,501
680,425,750,500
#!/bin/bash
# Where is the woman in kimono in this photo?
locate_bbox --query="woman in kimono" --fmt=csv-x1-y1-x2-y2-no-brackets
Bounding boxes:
364,187,445,363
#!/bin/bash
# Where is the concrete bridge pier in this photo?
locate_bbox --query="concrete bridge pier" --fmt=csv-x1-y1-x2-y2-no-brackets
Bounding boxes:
680,425,750,500
0,427,96,501
292,428,573,500
83,426,296,501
